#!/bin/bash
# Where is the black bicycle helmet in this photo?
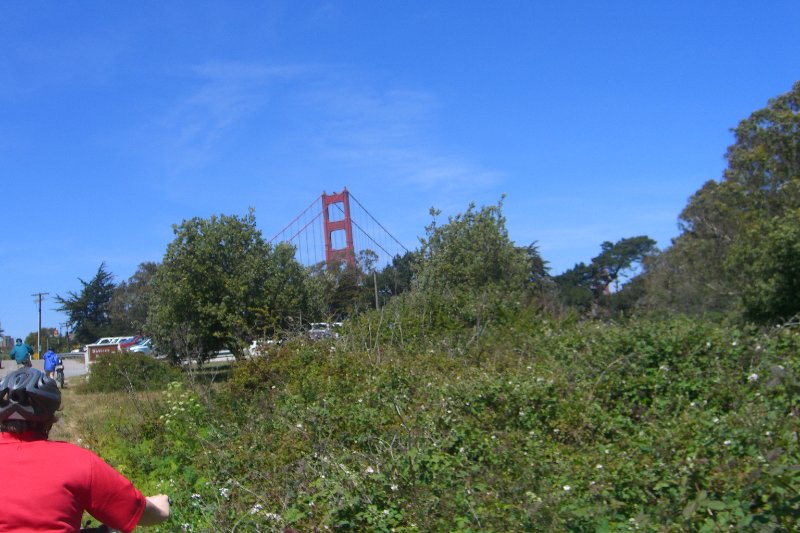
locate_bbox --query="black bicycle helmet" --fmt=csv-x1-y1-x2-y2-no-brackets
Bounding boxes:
0,368,61,422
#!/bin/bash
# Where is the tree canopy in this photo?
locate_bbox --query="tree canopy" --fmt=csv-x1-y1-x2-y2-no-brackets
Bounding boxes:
55,263,116,345
555,236,657,312
147,210,310,362
109,261,159,334
643,81,800,321
415,198,529,294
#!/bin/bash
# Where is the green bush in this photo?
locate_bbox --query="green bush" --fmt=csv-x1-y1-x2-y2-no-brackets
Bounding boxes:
80,352,183,393
76,315,800,531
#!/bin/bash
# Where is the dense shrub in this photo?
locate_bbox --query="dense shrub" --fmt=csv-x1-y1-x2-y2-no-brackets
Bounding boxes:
76,316,800,531
80,352,183,393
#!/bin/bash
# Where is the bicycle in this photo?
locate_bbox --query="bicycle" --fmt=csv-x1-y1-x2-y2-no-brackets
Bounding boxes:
54,362,65,388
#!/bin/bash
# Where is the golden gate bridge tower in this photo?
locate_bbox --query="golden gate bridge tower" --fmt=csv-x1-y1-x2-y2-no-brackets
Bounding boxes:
269,187,408,269
322,188,356,267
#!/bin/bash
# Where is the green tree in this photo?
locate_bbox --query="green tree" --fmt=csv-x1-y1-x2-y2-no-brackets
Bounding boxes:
255,242,311,336
729,208,800,322
524,241,551,286
55,263,116,345
147,210,308,362
643,81,800,318
555,236,657,313
373,251,416,308
411,198,531,329
24,327,64,353
109,262,159,334
416,198,529,294
301,250,388,322
553,261,595,310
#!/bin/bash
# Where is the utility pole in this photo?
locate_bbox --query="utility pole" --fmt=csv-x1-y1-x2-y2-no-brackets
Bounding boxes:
32,292,49,358
373,271,379,310
60,322,70,353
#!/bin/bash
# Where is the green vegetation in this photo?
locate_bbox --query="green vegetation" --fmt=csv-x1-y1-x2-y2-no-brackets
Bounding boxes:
640,81,800,322
80,352,183,393
73,316,800,531
55,263,117,345
55,82,800,530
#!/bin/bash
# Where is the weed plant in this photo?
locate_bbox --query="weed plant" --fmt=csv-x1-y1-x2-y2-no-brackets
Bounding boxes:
72,314,799,531
79,351,183,393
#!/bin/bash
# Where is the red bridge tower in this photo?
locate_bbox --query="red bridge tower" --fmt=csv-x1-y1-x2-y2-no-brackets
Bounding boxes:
321,188,356,267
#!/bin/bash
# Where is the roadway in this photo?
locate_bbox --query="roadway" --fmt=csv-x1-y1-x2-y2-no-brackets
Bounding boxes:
0,354,88,382
0,350,240,382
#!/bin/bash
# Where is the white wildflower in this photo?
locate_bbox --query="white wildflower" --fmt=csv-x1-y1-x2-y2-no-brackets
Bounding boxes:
596,464,603,469
563,485,571,491
723,440,732,446
365,466,375,474
219,487,230,499
748,373,759,383
250,504,263,515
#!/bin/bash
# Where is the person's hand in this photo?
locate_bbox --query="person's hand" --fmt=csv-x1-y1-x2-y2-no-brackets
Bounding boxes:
138,494,170,526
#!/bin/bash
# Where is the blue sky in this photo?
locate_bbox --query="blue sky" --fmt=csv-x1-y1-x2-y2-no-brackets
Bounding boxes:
2,2,799,340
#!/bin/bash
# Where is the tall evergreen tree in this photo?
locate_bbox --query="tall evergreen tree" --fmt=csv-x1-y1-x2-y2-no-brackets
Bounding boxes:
55,263,116,345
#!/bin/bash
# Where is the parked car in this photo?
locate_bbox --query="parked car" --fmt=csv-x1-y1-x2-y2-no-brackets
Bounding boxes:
309,322,333,340
119,335,143,349
129,337,153,356
248,338,281,356
92,336,139,347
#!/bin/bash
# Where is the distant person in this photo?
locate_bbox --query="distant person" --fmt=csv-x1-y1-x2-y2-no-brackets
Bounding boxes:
43,348,61,379
8,338,33,368
0,368,171,531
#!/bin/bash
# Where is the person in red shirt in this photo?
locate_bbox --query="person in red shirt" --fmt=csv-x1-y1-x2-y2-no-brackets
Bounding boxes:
0,368,170,532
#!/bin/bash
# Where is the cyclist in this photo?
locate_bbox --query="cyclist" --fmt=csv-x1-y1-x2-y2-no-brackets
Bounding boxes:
0,368,170,531
43,347,62,380
8,338,33,368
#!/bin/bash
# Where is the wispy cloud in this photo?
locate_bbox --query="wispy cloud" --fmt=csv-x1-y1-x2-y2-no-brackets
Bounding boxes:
311,85,501,191
153,61,313,173
148,60,501,202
